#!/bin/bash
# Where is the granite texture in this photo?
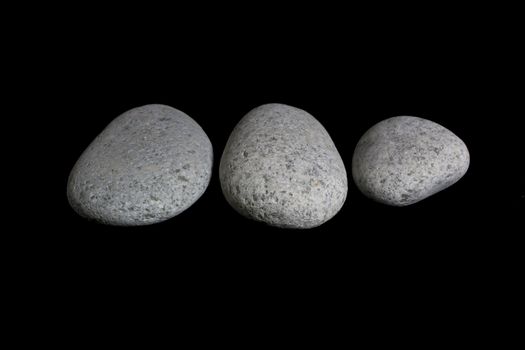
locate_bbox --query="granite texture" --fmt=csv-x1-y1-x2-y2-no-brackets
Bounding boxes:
352,116,469,206
67,104,213,225
219,103,347,228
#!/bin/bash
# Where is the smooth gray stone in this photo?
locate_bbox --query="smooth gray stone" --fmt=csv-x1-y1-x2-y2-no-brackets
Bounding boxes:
67,104,213,225
220,103,347,229
352,116,469,206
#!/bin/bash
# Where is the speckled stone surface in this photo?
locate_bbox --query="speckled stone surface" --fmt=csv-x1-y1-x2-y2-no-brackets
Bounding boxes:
352,116,469,206
219,103,347,228
67,104,213,225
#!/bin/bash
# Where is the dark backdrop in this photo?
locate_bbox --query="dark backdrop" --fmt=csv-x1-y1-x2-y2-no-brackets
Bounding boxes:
28,4,522,339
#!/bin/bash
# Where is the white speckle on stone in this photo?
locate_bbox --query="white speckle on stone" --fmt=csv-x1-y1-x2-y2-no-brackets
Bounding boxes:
67,104,213,225
352,116,469,206
219,103,347,229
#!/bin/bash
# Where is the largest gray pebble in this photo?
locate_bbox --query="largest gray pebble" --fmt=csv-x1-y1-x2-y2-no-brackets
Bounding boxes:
67,104,213,225
220,103,347,229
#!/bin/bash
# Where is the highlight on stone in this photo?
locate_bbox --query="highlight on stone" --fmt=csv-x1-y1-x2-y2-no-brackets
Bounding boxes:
67,104,213,225
352,116,469,206
219,103,347,228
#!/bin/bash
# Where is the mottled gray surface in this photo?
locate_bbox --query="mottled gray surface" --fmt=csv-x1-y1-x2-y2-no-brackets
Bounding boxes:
220,103,347,228
67,104,213,225
352,116,469,206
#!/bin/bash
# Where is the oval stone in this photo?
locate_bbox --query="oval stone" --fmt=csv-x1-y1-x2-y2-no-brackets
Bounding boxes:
352,116,469,206
67,104,213,225
219,103,347,228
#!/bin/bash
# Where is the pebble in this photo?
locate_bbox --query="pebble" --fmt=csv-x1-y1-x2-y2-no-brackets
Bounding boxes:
219,103,347,228
67,104,213,225
352,116,469,206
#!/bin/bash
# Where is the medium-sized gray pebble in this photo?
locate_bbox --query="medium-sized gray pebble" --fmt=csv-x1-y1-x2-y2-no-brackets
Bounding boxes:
352,116,469,206
220,103,347,228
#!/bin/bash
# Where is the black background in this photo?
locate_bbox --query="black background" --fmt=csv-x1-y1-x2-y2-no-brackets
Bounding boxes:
22,3,523,338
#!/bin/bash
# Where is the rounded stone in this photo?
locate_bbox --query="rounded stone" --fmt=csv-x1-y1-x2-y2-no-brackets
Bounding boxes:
67,104,213,225
352,116,469,206
219,103,347,229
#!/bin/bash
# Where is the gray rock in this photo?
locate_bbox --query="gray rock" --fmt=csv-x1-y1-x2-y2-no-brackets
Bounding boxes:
352,116,469,206
219,103,347,229
67,104,213,225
